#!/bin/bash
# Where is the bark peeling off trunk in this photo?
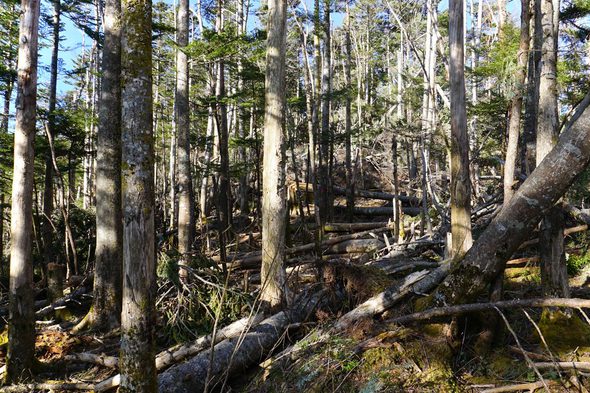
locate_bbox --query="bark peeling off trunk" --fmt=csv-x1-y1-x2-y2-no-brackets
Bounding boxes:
430,99,590,306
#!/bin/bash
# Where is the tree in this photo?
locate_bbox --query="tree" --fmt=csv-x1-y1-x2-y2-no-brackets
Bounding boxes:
260,0,288,310
175,0,194,282
503,0,530,205
449,0,472,257
536,0,567,298
429,96,590,306
42,0,61,276
84,0,122,332
6,0,41,382
119,0,157,389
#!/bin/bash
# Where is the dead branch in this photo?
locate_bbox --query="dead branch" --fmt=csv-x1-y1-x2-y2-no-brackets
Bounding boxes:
388,298,590,325
534,362,590,372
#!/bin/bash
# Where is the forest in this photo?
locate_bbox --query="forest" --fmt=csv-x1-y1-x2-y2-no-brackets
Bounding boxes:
1,0,590,391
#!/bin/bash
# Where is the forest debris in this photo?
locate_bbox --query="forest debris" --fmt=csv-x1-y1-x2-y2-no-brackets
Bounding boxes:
323,221,390,232
35,285,90,319
507,345,552,361
335,206,421,217
388,298,590,325
332,261,451,331
0,381,95,392
223,226,394,269
94,313,265,391
156,290,326,393
64,352,118,368
518,224,588,250
324,238,384,254
533,361,590,372
480,380,558,393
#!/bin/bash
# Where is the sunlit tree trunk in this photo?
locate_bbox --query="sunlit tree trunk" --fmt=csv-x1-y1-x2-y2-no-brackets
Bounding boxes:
503,0,530,205
6,0,40,381
344,2,353,221
85,0,122,332
536,0,567,298
260,0,288,311
119,0,157,388
176,0,194,282
449,0,473,257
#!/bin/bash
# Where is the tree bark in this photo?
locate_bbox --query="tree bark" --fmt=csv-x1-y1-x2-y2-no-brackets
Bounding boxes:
537,0,566,298
42,0,61,273
429,96,590,306
260,0,288,310
449,0,473,257
176,0,194,282
503,0,530,205
120,0,157,389
317,0,331,224
86,0,122,332
6,0,40,381
344,3,353,222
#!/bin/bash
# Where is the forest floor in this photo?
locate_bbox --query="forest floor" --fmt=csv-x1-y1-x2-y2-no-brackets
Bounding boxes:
1,144,590,392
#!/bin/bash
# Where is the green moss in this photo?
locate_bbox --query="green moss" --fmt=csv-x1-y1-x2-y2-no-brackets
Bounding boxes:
537,309,590,352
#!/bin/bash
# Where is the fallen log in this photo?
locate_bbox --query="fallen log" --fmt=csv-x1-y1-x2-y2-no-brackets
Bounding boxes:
332,185,420,205
388,298,590,325
0,382,95,392
64,352,118,368
224,226,393,269
324,239,384,254
334,206,421,217
157,291,325,393
35,285,89,319
95,314,264,391
323,221,389,232
333,261,451,331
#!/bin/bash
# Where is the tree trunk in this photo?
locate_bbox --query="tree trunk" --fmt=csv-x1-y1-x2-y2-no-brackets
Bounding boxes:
86,0,122,332
317,0,332,225
42,0,61,272
537,0,566,298
215,2,231,267
6,0,40,381
449,0,473,257
503,0,530,205
344,3,353,222
260,0,288,311
120,0,157,389
521,0,542,175
176,0,194,282
429,97,590,306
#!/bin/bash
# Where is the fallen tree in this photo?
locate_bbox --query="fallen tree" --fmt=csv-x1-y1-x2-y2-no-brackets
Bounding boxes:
429,97,590,305
157,291,325,393
94,314,264,391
